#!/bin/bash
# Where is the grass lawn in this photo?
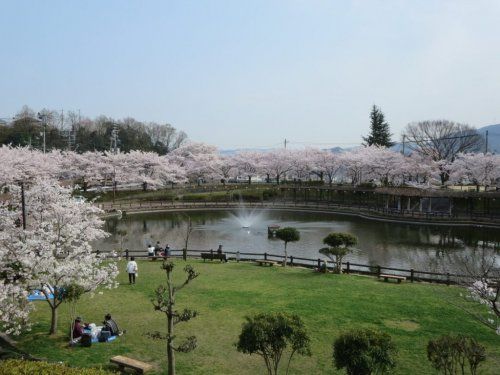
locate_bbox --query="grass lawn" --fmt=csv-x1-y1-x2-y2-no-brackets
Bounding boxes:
17,260,500,374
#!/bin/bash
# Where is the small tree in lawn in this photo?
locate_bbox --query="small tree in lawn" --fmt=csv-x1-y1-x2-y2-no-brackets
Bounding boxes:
236,312,311,375
150,261,199,375
427,334,486,375
333,329,397,375
275,227,300,267
320,233,357,274
63,284,85,343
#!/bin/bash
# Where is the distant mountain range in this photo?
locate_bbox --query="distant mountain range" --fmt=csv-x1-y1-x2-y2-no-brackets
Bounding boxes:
220,124,500,155
478,124,500,153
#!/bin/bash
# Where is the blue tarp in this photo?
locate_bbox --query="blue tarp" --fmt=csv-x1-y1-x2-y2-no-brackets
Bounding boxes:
27,292,54,301
91,335,117,343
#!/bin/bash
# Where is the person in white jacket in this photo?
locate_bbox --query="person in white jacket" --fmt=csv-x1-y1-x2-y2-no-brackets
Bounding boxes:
126,257,138,284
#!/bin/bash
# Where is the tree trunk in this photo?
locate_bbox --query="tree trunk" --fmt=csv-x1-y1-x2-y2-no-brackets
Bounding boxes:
49,305,58,335
167,317,175,375
167,269,176,375
283,242,287,267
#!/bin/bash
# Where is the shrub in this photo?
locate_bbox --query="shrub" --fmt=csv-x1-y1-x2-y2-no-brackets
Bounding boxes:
0,359,116,375
320,233,357,274
333,329,397,375
427,334,486,375
236,312,311,375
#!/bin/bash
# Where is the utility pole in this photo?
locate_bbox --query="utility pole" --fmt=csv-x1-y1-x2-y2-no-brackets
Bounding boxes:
401,135,406,155
110,123,119,154
284,138,287,149
37,112,47,154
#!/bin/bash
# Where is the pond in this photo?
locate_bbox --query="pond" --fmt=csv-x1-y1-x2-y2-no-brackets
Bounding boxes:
96,208,500,272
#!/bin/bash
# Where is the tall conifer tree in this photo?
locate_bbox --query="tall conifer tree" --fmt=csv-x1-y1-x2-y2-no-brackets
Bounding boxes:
363,105,394,147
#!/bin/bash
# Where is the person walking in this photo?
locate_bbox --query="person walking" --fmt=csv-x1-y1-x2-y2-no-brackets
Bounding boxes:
126,256,138,284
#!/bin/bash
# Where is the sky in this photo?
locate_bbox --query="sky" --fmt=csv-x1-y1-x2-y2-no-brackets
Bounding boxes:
1,0,499,149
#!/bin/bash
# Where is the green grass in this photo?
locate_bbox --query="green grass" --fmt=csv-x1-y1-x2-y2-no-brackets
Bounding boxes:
17,260,500,374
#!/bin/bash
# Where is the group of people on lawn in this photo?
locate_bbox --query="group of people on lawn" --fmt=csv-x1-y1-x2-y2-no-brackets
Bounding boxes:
72,313,122,344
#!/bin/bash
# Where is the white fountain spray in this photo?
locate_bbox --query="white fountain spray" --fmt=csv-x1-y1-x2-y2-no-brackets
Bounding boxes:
228,193,267,229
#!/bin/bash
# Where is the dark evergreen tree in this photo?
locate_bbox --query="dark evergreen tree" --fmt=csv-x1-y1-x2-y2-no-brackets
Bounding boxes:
363,105,394,147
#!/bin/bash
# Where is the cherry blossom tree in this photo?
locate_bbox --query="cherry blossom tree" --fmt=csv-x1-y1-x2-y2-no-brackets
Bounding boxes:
312,149,342,185
232,151,260,184
449,153,500,191
340,147,372,185
1,181,118,335
0,146,61,186
363,146,406,186
167,142,220,184
0,188,32,335
258,150,293,184
211,155,237,184
289,149,317,182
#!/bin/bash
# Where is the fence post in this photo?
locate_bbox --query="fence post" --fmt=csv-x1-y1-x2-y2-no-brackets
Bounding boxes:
125,249,129,260
264,252,268,260
446,273,450,286
377,265,381,277
317,258,321,269
346,262,350,274
410,269,414,283
290,256,294,266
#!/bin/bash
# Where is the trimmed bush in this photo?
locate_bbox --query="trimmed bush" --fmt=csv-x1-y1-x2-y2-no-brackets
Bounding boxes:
333,329,397,375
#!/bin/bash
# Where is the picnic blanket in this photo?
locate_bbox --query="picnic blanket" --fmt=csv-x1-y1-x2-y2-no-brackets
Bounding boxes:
91,335,118,343
27,291,54,301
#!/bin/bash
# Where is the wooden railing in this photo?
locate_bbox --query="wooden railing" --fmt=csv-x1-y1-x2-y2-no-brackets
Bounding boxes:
107,248,474,286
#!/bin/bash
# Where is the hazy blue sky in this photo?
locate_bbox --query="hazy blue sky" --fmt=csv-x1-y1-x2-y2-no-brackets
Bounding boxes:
1,1,499,148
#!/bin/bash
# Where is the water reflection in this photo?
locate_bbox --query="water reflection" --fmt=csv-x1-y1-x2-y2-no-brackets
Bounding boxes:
97,210,500,271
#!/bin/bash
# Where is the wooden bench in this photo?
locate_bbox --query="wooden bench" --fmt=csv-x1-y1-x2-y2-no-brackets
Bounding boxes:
201,252,227,262
110,355,153,374
379,274,406,284
255,260,276,267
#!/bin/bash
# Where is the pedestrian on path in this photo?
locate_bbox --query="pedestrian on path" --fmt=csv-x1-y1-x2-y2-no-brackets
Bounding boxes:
126,257,138,284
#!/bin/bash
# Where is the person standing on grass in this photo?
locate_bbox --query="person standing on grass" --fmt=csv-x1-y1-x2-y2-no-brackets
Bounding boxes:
126,256,138,284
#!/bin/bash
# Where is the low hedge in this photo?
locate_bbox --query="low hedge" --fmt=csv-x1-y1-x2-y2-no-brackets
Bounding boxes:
0,359,116,375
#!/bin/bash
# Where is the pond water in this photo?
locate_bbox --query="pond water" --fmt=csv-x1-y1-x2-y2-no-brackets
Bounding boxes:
96,209,500,272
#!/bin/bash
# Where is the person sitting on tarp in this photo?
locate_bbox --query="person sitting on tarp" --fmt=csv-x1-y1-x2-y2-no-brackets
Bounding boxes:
73,317,84,339
102,313,121,336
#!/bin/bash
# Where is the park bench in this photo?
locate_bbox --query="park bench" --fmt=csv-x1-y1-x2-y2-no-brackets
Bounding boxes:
255,260,276,267
201,252,227,262
110,355,153,374
379,274,406,284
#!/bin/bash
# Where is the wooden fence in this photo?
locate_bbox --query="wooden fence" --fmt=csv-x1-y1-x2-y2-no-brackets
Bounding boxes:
109,248,473,286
